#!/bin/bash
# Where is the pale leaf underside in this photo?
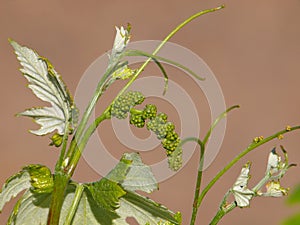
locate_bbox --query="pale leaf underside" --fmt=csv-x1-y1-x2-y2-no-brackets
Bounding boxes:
10,40,76,136
0,171,31,213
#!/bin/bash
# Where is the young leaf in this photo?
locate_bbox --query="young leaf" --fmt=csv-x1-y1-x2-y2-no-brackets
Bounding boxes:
7,190,51,225
120,153,158,193
0,170,31,212
10,40,78,136
110,153,179,224
23,165,54,194
105,154,133,183
109,26,131,66
114,192,180,225
86,178,126,212
231,162,254,208
7,185,119,225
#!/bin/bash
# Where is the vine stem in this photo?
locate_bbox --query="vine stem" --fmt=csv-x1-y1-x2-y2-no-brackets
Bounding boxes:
47,5,225,225
196,125,300,214
67,5,226,176
190,105,239,225
209,202,236,225
113,5,225,101
63,184,84,225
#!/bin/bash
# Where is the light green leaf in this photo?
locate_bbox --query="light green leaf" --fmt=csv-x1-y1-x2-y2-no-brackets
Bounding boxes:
23,165,53,194
10,40,78,136
86,178,126,212
110,153,179,225
107,26,133,82
232,162,254,208
8,185,119,225
0,170,31,212
106,155,132,183
7,190,51,225
110,26,131,65
121,153,158,193
114,192,180,225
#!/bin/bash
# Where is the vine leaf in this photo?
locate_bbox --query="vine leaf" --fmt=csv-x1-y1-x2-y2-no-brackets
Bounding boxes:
7,186,119,225
119,153,158,193
111,153,179,225
108,26,133,79
86,178,126,212
23,165,54,194
4,154,179,224
231,162,254,208
10,40,78,136
0,170,31,212
114,192,180,225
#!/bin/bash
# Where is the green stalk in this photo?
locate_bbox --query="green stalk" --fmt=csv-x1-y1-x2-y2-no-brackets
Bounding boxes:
209,202,236,225
47,123,70,225
188,138,205,225
63,184,84,225
196,125,300,211
55,121,70,171
125,49,205,81
112,5,225,101
67,109,111,176
190,105,239,225
66,67,113,161
47,172,70,225
67,5,226,176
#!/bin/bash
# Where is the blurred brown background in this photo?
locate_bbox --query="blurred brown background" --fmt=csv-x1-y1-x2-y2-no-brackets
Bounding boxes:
1,1,300,224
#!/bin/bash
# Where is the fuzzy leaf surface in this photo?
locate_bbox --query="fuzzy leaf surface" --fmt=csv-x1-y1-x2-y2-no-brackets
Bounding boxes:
0,170,31,212
10,40,78,135
8,185,119,225
114,192,180,225
111,153,179,224
120,153,158,193
86,178,126,212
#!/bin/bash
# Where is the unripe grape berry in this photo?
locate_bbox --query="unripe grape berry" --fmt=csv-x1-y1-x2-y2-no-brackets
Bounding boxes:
162,137,180,153
130,112,145,128
146,116,168,139
142,104,157,120
165,130,179,141
157,113,168,122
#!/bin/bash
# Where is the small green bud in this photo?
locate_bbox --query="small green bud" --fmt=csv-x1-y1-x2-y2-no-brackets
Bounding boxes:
49,133,63,147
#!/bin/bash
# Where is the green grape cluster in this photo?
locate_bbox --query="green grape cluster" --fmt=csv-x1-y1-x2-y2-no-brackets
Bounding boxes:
146,113,181,156
142,104,157,120
111,91,145,119
111,92,182,170
129,112,145,128
129,104,158,128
